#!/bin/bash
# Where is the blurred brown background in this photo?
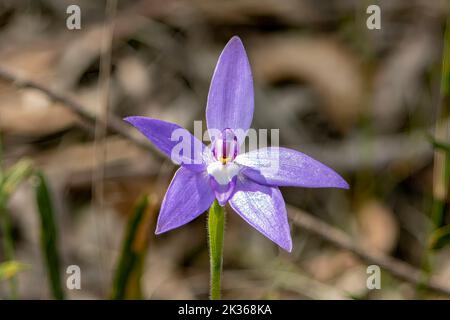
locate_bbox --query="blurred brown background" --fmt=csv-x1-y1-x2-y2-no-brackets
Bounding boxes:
0,0,450,299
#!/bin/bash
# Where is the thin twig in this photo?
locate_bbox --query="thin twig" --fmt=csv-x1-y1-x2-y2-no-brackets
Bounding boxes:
1,66,450,297
0,68,162,160
288,205,450,297
91,0,118,296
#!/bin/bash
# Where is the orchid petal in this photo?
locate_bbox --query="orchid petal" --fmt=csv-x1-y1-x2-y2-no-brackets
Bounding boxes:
210,176,236,206
206,36,254,143
156,167,215,234
236,147,349,189
124,116,205,171
229,177,292,252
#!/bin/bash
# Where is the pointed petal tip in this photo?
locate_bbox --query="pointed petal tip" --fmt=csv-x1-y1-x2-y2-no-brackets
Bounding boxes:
322,176,349,190
336,177,350,190
279,235,293,252
225,36,246,54
228,35,243,45
123,116,145,126
220,36,248,60
155,221,180,235
154,224,166,235
267,233,292,252
123,116,135,123
283,244,293,253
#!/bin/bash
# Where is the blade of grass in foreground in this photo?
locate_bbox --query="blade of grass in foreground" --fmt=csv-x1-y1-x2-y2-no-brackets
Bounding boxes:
35,171,65,300
2,159,34,199
111,195,153,299
0,157,33,299
429,225,450,250
0,261,28,281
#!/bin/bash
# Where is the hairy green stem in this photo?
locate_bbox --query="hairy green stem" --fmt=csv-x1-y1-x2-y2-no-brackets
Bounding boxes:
208,200,225,300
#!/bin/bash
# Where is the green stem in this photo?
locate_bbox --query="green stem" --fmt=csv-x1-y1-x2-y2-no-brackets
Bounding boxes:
208,200,225,300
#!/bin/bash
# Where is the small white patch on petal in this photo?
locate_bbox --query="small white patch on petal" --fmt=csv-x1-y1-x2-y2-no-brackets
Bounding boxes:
207,161,240,185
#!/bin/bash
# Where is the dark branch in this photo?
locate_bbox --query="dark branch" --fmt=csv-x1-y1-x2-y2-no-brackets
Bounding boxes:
0,68,162,159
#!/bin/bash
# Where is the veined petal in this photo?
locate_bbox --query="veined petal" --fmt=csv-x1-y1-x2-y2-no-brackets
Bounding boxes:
124,116,206,171
206,36,254,143
156,167,215,234
229,177,292,252
236,147,349,189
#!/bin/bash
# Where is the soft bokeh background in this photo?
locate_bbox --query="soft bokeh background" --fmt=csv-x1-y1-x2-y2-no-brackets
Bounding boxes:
0,0,450,299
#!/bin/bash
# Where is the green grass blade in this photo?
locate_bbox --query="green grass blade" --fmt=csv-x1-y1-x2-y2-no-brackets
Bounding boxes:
429,225,450,250
0,159,32,299
35,171,65,300
111,195,152,300
0,196,18,298
1,159,33,199
0,261,28,281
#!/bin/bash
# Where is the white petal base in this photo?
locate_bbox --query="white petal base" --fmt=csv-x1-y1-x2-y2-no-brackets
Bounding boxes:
207,161,240,185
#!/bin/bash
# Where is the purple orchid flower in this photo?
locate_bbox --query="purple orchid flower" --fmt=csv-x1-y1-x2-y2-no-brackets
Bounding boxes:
124,36,348,252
